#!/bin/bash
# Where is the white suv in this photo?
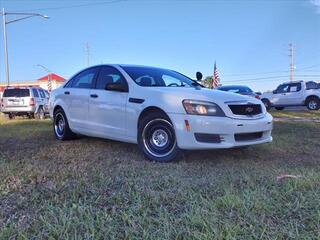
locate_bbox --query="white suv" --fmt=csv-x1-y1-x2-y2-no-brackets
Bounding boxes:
49,65,273,162
1,86,49,119
261,81,320,111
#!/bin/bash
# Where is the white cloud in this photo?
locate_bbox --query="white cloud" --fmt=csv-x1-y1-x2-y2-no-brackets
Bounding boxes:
310,0,320,14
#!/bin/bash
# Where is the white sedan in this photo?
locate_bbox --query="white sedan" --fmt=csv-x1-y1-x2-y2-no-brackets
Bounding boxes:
49,65,273,162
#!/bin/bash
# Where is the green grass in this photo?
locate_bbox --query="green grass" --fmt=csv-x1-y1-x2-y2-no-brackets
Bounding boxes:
0,114,320,239
270,109,320,119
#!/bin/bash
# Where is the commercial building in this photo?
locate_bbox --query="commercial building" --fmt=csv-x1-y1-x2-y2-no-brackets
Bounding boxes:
0,73,65,95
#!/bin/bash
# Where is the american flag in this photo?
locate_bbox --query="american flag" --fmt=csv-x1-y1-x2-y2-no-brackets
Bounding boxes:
212,61,220,89
47,74,52,92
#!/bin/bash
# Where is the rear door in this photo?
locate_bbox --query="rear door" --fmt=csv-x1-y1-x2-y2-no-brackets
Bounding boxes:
88,66,128,138
67,67,100,130
38,88,47,111
32,88,41,109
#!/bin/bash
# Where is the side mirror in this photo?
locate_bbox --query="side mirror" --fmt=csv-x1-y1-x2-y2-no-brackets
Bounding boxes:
196,72,203,81
105,83,128,92
272,90,277,94
255,92,262,95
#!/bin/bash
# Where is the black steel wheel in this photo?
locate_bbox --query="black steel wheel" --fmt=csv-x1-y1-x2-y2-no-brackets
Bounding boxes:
138,112,180,162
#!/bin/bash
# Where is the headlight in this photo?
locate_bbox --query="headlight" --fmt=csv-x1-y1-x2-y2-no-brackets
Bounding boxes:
182,100,225,116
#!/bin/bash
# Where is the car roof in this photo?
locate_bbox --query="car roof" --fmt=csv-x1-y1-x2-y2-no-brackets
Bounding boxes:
88,64,172,71
280,80,303,85
217,85,250,88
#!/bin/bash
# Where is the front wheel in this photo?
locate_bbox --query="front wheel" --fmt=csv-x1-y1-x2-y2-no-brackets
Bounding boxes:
306,97,320,111
261,99,271,111
138,113,180,162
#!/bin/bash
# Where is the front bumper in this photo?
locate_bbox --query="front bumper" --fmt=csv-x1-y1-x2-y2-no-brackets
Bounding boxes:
168,113,273,150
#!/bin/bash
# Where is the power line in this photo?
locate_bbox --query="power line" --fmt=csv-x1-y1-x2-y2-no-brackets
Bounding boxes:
222,74,320,83
14,0,127,12
221,68,320,77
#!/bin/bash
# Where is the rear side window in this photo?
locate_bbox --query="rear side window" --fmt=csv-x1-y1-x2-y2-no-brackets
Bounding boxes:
3,89,30,97
306,81,319,90
32,89,39,98
71,68,98,89
38,89,46,98
289,83,301,92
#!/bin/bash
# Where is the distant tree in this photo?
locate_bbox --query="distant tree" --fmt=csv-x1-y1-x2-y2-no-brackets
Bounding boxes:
202,76,213,89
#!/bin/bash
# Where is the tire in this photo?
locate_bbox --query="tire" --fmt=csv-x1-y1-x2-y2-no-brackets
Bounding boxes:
275,107,284,111
53,108,75,140
261,99,271,111
306,97,320,111
35,107,45,120
5,113,14,120
138,112,180,162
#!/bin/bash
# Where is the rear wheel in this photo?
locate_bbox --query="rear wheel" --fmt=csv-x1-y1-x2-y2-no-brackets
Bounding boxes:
35,107,45,120
138,112,180,162
53,108,75,140
275,107,284,111
306,97,320,110
261,99,271,111
5,113,14,120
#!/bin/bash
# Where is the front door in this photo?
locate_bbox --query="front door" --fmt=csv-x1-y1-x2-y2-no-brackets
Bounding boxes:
88,66,128,139
271,83,290,106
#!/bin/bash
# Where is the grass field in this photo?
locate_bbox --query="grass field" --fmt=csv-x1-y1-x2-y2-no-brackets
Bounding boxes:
270,109,320,119
0,112,320,239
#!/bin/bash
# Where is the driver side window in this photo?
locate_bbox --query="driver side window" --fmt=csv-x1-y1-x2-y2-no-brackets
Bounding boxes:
95,66,127,90
162,75,184,87
276,84,290,94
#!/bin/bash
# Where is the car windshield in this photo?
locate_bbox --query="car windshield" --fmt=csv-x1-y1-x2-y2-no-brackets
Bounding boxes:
217,86,253,93
3,88,30,97
121,66,202,88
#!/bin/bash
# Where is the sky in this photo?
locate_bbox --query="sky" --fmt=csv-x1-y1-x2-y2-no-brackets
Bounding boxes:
0,0,319,92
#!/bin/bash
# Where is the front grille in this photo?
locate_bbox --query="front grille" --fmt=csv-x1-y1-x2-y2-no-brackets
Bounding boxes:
229,104,262,116
234,132,263,142
194,133,222,143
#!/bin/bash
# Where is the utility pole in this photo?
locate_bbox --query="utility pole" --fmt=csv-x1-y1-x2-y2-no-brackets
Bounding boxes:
2,8,10,86
289,43,294,81
1,8,49,86
85,42,90,67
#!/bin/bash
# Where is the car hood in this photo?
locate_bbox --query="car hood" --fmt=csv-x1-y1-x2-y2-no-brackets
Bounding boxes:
144,87,261,105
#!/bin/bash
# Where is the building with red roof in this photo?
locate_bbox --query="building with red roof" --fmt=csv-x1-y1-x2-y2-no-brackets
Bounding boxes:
0,73,66,94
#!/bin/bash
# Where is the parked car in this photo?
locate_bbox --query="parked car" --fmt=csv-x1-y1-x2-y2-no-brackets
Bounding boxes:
49,64,273,162
261,81,320,110
216,85,261,99
1,86,49,119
